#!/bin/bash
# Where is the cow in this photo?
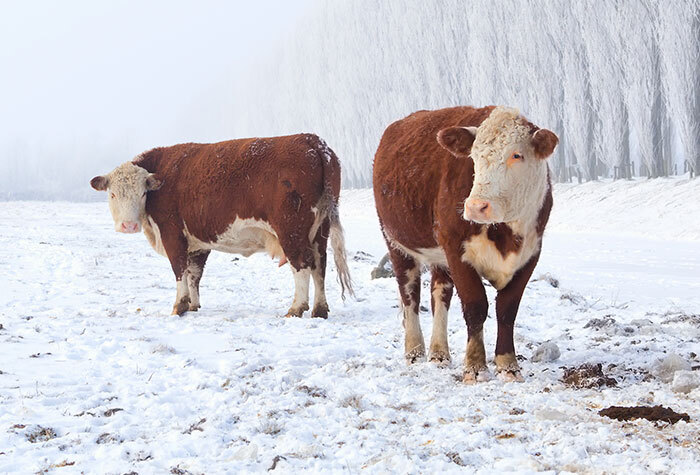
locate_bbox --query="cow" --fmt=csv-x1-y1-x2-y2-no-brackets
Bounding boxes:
90,134,353,317
373,106,558,383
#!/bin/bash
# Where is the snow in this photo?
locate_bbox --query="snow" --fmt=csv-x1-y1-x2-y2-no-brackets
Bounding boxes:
653,355,693,384
1,178,700,472
672,371,700,395
530,341,561,363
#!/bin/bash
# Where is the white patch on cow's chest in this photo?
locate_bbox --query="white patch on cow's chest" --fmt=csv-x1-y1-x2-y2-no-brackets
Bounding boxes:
184,217,284,259
142,216,167,257
461,224,540,290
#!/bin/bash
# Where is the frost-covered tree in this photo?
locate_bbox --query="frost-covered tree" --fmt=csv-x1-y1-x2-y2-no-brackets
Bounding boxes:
657,0,700,176
230,0,698,185
581,1,631,178
619,0,672,178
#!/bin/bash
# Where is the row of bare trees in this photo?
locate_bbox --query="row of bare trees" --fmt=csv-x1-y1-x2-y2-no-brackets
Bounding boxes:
233,0,699,186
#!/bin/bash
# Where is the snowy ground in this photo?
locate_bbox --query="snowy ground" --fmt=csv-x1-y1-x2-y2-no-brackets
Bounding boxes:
1,177,699,474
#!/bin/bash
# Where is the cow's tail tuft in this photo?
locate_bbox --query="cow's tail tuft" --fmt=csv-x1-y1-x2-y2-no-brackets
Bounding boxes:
313,136,354,300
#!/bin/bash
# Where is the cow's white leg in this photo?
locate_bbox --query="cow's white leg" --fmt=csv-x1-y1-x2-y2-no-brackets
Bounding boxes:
172,277,191,316
186,278,200,311
429,268,453,365
387,249,424,363
311,267,329,318
186,250,210,312
286,267,311,317
310,242,329,318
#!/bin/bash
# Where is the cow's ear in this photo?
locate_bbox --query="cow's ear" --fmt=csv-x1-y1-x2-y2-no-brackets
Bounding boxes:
146,173,163,191
532,128,559,159
90,175,109,191
437,127,477,157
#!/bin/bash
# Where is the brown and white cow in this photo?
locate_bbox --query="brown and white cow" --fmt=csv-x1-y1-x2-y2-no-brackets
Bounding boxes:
373,106,558,382
91,134,353,317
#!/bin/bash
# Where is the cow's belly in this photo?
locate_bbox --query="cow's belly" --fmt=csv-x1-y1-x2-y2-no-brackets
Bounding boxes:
387,235,449,268
185,218,284,259
143,216,284,259
461,229,540,290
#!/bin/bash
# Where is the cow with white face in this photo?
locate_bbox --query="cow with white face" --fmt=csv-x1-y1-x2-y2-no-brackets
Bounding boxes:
374,106,558,382
91,134,353,318
90,163,162,234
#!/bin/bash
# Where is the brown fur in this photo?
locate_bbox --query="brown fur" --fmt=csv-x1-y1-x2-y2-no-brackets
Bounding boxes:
127,133,350,315
373,106,553,377
532,129,560,159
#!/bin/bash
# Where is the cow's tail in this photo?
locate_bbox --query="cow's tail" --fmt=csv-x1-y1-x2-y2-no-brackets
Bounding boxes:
313,136,354,300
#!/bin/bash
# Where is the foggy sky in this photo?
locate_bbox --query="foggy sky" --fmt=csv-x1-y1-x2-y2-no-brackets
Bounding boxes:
0,0,312,199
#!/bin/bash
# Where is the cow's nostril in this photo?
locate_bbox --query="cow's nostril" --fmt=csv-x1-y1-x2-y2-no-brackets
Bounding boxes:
479,202,490,213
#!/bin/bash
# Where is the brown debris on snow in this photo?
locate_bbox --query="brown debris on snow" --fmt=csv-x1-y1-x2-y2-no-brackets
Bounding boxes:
562,363,617,388
599,405,690,424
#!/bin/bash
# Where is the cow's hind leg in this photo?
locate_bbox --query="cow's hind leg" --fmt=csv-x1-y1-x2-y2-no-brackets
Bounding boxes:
429,266,453,365
494,253,540,382
310,219,330,318
388,248,424,363
186,250,210,312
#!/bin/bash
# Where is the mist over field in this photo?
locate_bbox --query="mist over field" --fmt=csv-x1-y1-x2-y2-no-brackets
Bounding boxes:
1,0,698,199
0,0,312,200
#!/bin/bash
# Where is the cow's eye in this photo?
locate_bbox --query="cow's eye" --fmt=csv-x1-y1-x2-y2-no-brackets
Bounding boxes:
512,153,522,160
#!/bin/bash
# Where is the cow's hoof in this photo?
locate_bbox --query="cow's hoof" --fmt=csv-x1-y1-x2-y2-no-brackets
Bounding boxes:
494,353,522,382
463,365,492,384
188,303,200,312
285,303,309,318
311,304,329,319
405,346,426,364
172,297,190,316
497,369,524,383
429,350,451,366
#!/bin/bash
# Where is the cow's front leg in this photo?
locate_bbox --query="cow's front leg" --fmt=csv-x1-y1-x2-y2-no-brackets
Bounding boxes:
494,252,540,382
161,223,191,316
388,248,424,363
286,266,311,317
428,267,453,365
186,250,210,311
445,250,489,382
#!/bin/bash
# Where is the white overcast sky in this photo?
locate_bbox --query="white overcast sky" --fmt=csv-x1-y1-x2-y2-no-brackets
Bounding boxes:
0,0,312,192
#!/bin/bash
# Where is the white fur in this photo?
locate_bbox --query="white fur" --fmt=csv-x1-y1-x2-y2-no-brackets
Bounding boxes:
142,217,167,257
467,107,549,226
402,266,425,358
103,163,153,233
428,279,451,359
388,238,448,268
461,225,541,290
289,267,311,315
183,218,283,259
310,244,328,312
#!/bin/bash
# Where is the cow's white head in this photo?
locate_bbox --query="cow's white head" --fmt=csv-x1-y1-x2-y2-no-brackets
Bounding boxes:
437,107,558,225
90,162,162,233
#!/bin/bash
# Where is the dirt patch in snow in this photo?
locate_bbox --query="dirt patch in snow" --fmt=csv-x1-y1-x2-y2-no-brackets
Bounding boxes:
599,405,691,424
562,363,617,388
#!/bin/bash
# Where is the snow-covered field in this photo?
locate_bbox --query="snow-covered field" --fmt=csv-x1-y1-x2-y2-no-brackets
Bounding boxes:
1,177,699,473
